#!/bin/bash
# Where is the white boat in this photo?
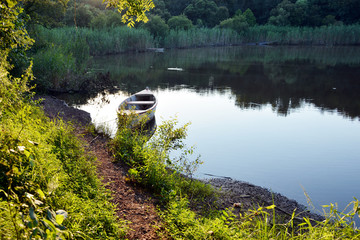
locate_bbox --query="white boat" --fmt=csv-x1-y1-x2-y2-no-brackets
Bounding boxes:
167,67,183,71
117,88,157,122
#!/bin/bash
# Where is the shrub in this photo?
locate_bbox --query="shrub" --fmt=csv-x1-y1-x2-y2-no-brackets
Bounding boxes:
143,15,169,40
32,45,76,90
63,3,100,27
219,15,249,34
168,15,193,30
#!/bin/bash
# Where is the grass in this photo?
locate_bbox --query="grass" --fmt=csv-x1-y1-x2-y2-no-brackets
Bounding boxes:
31,26,155,92
242,24,360,46
162,24,360,49
163,28,243,48
33,26,154,56
111,112,360,239
0,58,126,238
30,24,360,92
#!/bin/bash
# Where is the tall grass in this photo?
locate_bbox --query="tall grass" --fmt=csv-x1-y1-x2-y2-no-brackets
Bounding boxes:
32,26,154,91
0,60,127,238
34,26,155,56
164,28,242,48
162,24,360,48
243,24,360,45
84,27,154,55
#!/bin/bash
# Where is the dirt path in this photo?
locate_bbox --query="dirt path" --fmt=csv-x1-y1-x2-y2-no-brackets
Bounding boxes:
38,95,165,239
84,133,164,240
37,95,324,239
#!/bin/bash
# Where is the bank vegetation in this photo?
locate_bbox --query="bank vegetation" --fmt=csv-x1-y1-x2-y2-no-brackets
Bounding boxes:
2,0,360,239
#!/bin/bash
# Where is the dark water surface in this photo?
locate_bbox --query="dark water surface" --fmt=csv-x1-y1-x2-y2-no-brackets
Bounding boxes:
59,46,360,216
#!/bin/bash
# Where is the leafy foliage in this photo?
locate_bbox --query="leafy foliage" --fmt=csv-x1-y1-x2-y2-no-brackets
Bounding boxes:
0,1,127,238
168,15,193,30
143,15,169,40
0,0,34,51
104,0,155,27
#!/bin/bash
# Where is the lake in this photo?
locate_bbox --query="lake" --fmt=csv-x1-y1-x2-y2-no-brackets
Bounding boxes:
57,46,360,217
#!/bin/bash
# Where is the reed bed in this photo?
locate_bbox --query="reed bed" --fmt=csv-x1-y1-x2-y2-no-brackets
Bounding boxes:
34,26,155,56
84,27,154,55
163,28,243,48
243,24,360,46
163,24,360,49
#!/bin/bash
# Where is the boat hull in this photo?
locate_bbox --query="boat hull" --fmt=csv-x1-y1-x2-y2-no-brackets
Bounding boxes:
117,89,157,124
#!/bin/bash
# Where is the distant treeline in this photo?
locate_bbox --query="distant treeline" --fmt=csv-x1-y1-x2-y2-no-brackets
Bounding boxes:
20,0,360,48
23,0,360,29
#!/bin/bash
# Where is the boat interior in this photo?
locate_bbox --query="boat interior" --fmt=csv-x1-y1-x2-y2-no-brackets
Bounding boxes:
125,93,156,110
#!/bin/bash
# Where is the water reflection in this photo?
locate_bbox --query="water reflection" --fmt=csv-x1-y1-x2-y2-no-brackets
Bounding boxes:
56,46,360,219
72,46,360,120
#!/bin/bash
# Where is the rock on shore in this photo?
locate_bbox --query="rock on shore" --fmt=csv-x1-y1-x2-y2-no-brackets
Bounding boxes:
204,178,324,221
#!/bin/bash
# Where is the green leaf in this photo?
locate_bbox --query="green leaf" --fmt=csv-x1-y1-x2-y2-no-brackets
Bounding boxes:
6,0,16,8
55,214,65,225
265,205,276,210
23,149,31,158
36,189,46,200
43,218,56,231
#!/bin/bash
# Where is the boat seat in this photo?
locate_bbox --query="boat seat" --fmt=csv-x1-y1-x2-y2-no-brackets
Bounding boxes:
126,101,155,105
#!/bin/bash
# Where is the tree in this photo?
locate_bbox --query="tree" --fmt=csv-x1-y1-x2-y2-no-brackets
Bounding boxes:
329,0,360,24
290,0,310,26
322,15,337,26
243,8,256,26
1,1,34,52
268,0,293,26
184,0,220,27
167,15,193,30
216,6,230,24
150,0,171,21
164,0,191,16
23,0,68,27
64,3,100,27
219,15,249,34
104,0,155,27
143,15,169,39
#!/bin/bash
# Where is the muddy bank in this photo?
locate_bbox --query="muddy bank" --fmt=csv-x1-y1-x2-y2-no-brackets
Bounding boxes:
35,95,91,126
203,178,323,221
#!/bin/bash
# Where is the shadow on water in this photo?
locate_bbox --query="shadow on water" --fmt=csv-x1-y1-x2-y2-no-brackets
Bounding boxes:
57,46,360,120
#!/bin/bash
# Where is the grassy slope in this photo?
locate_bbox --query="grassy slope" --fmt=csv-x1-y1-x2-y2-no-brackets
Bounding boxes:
0,76,126,238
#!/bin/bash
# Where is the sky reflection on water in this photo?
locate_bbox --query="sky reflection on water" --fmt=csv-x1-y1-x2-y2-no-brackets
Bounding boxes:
74,86,360,214
65,46,360,218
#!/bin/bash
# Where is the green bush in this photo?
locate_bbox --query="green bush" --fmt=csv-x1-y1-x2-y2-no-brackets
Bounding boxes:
168,15,193,30
90,10,124,29
142,15,169,42
219,15,249,34
32,45,76,90
63,3,100,27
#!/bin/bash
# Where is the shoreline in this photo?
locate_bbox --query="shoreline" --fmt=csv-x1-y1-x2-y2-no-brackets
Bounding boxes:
202,177,323,221
38,94,324,222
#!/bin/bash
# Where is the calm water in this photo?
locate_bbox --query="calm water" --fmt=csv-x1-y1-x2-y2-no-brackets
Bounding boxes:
59,46,360,216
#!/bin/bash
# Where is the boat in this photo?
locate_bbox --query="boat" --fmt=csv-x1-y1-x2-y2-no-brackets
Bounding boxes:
167,67,183,71
117,88,157,123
